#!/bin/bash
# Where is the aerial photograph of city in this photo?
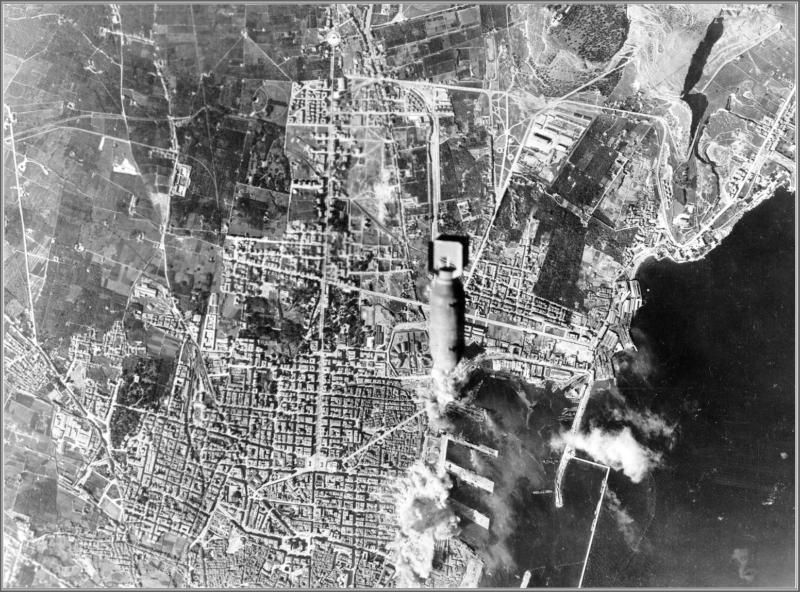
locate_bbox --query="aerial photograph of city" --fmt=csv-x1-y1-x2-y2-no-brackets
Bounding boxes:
2,2,796,588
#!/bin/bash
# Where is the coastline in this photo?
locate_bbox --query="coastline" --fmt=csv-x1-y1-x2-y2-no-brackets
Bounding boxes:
601,181,795,587
628,181,796,280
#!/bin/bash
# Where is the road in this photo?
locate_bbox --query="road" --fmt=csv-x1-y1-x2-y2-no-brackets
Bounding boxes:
559,98,679,246
350,56,632,291
699,23,782,95
653,119,680,246
341,409,426,463
348,74,505,99
336,283,591,348
464,116,536,290
462,59,630,287
682,84,795,247
429,98,441,239
4,103,39,340
312,36,341,457
731,84,796,203
5,314,118,475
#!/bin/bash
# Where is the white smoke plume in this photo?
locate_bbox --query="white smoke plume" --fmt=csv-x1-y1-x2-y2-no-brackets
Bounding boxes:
369,167,396,224
605,488,642,552
391,354,485,582
429,367,460,423
625,329,658,382
609,406,677,441
388,461,460,587
552,426,662,483
731,548,757,583
416,362,478,429
550,374,678,483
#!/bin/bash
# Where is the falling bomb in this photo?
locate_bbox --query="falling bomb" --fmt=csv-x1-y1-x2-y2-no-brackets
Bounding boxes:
428,236,468,374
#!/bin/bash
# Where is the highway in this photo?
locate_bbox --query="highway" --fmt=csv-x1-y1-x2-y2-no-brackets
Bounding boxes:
429,97,441,239
465,116,536,290
348,74,504,99
680,84,795,248
4,103,39,341
336,282,591,348
313,47,341,457
731,84,796,203
559,98,679,247
340,409,426,463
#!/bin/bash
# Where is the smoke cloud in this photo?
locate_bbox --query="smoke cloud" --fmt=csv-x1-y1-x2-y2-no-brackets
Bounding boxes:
731,548,757,583
605,488,642,552
451,378,550,578
416,361,479,429
612,344,660,394
390,356,487,583
388,461,460,587
557,365,678,484
369,167,396,224
609,406,677,442
552,426,662,483
427,367,460,427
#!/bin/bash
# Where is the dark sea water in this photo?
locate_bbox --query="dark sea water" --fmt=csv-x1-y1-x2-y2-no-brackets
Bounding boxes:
598,187,796,586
